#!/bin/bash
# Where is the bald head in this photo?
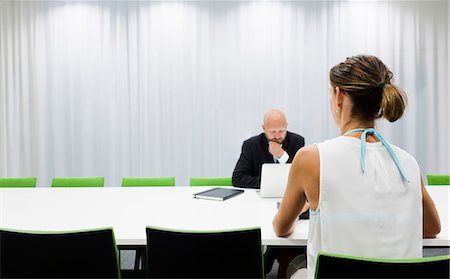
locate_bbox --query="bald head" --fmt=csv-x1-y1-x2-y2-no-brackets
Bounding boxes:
263,109,287,125
262,109,288,143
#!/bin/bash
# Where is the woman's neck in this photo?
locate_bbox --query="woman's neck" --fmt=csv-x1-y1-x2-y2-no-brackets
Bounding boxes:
340,121,375,135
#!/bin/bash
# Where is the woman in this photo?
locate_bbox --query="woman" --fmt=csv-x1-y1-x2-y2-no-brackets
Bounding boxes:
273,55,441,279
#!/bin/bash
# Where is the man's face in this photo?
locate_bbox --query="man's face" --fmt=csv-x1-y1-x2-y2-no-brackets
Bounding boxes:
263,120,287,144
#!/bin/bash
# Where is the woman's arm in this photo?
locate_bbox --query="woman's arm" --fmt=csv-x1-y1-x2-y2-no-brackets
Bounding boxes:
422,178,441,238
273,144,319,237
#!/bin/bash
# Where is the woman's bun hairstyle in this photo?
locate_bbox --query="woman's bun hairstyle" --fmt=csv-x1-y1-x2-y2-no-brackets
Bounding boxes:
330,55,407,123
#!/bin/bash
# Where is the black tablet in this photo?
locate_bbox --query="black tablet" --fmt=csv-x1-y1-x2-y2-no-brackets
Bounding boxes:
193,188,244,201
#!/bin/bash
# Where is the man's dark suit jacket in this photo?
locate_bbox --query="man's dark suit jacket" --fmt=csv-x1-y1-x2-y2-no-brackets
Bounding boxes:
232,131,305,189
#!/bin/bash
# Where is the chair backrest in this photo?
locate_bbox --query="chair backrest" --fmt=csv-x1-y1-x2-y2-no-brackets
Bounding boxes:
146,226,263,278
0,228,121,278
52,176,104,187
0,177,36,187
189,177,233,186
315,252,450,279
427,174,450,185
122,176,175,187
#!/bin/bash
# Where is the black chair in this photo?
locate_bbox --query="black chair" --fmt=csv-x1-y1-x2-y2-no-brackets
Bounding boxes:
146,226,264,278
315,252,450,279
0,227,121,278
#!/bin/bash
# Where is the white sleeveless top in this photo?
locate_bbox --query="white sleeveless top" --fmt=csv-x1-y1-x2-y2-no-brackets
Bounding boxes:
307,136,422,279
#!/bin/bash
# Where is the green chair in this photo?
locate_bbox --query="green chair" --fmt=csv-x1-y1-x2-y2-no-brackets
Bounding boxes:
314,252,450,279
51,176,104,187
0,228,121,278
189,177,233,187
0,177,36,187
122,176,175,187
427,175,450,185
146,226,264,278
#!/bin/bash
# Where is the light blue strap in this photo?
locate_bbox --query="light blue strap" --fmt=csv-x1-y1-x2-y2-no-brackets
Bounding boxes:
345,128,410,182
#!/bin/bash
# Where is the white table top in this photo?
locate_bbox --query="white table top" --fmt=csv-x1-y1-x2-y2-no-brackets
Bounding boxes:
0,186,448,246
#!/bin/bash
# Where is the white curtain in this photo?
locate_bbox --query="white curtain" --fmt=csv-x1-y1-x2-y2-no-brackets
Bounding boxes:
0,0,448,186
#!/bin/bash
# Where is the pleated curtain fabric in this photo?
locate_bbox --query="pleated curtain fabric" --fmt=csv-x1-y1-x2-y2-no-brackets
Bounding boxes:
0,1,448,186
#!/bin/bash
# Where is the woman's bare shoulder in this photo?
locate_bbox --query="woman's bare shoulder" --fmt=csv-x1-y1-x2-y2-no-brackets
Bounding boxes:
293,144,319,167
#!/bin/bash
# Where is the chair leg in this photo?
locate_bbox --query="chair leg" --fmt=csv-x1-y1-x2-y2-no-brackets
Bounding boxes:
134,249,142,270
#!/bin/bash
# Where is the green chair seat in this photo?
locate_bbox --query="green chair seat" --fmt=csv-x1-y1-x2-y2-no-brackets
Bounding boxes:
0,177,36,187
146,226,263,278
0,228,120,278
427,175,450,185
189,177,232,187
122,177,175,187
52,177,104,187
315,252,450,279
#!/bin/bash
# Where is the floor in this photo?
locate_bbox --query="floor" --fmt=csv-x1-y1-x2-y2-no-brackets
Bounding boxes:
423,247,450,257
266,260,279,279
120,250,138,271
119,247,449,278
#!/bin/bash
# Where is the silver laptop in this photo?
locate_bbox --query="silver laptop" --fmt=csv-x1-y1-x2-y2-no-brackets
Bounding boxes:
259,163,291,198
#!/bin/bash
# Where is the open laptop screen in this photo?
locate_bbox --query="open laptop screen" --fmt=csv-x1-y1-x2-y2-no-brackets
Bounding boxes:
259,163,291,198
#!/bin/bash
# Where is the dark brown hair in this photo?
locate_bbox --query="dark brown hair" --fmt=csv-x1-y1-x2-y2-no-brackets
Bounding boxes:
329,55,407,122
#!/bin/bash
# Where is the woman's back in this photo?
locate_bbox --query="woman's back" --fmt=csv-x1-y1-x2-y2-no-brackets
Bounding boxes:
307,135,422,278
273,55,440,279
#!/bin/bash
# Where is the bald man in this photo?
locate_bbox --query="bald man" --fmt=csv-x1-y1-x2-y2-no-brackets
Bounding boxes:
232,109,305,277
232,109,305,188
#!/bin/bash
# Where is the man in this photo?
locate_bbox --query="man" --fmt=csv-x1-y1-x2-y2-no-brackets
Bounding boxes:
232,109,305,277
232,109,305,188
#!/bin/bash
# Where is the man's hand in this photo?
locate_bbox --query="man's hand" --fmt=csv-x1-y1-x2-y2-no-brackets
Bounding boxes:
268,141,285,158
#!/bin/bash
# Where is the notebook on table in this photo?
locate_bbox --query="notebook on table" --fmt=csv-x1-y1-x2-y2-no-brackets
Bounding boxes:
193,188,244,201
259,163,291,198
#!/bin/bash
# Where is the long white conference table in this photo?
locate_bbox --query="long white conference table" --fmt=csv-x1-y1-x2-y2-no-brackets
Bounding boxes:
0,186,448,247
